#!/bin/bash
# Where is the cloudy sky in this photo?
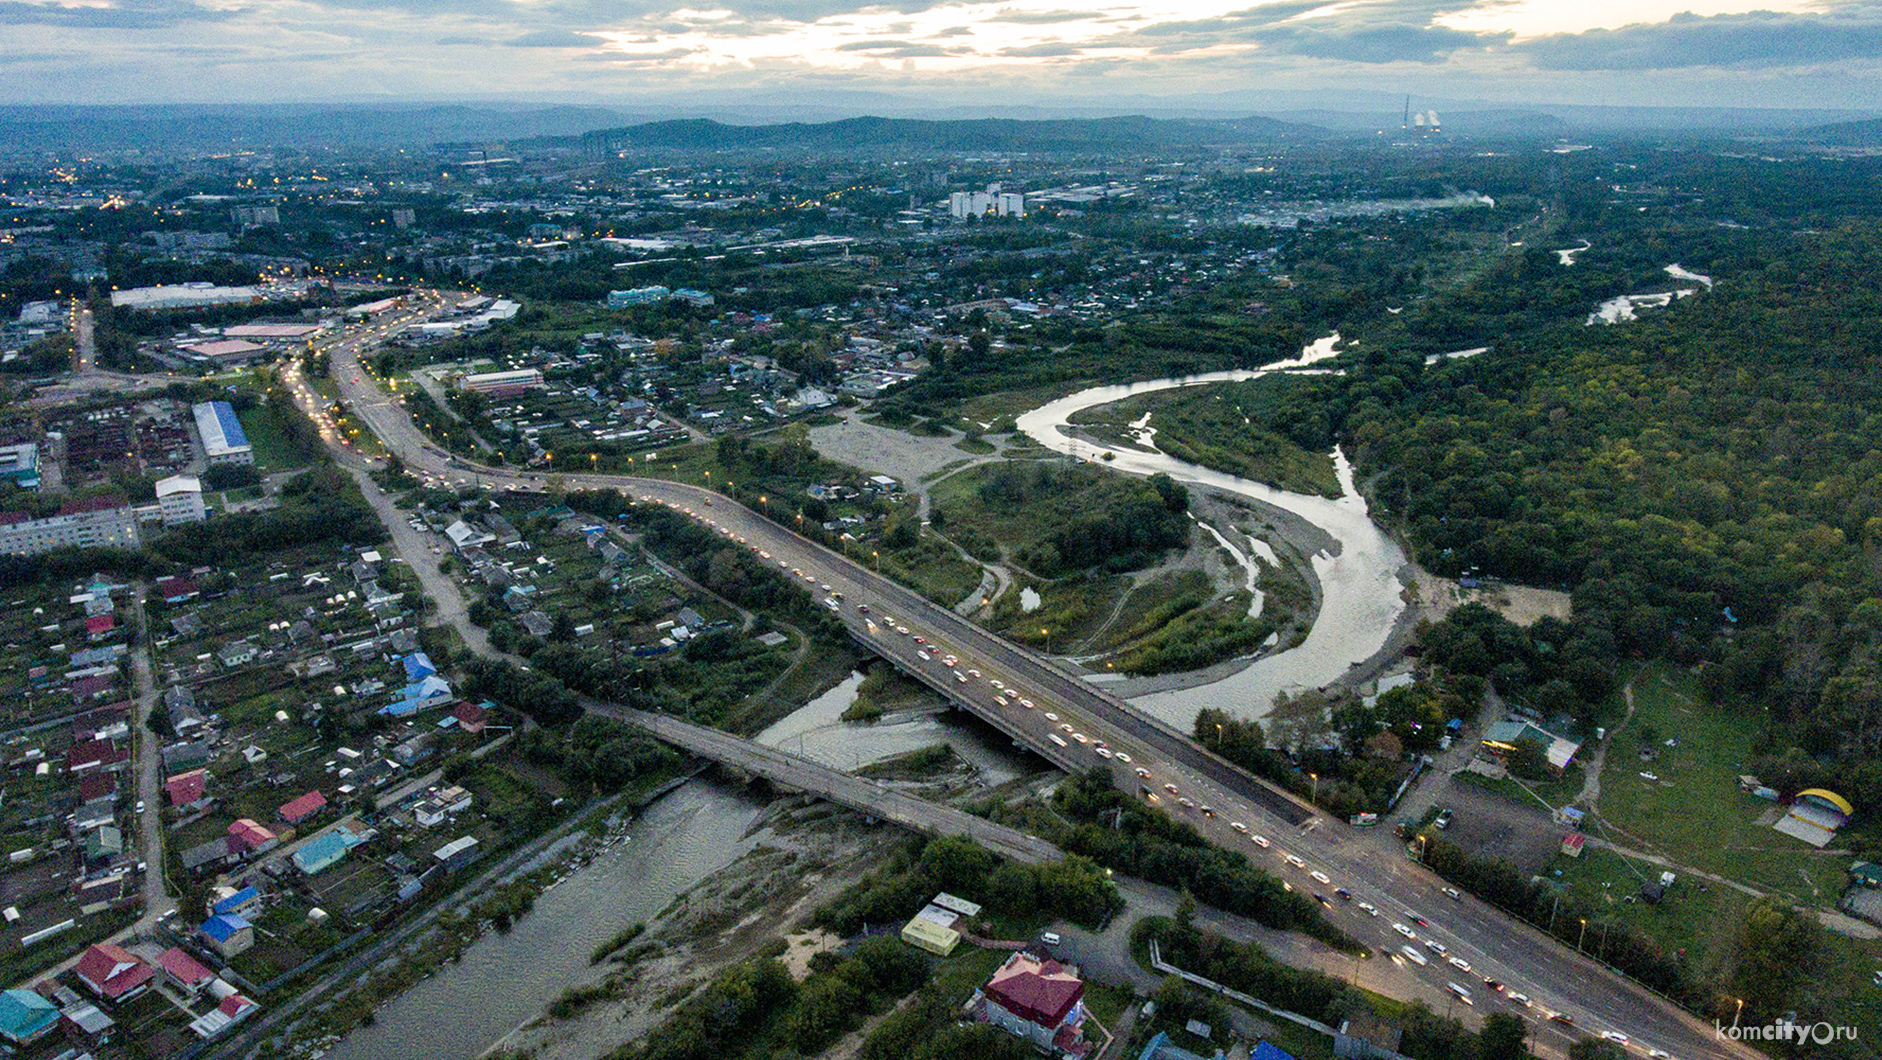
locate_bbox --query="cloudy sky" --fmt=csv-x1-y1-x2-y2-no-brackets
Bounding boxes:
5,0,1882,111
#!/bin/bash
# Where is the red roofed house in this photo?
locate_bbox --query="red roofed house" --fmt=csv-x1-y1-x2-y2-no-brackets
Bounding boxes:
166,769,209,809
75,943,155,1003
278,790,327,824
973,952,1091,1057
451,701,487,734
66,739,128,774
156,948,215,999
84,614,115,641
154,576,199,603
227,819,278,855
77,772,118,803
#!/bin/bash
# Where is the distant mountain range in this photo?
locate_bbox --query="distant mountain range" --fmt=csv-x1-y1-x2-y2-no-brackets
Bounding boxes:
1798,117,1882,145
564,114,1321,154
1,101,1876,156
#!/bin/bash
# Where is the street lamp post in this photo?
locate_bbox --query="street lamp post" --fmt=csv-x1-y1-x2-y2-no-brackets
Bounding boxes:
1041,627,1050,655
1310,772,1319,805
1733,998,1744,1031
1577,918,1588,953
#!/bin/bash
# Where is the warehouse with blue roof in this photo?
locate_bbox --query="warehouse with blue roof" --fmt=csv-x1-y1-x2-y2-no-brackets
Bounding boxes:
192,401,254,467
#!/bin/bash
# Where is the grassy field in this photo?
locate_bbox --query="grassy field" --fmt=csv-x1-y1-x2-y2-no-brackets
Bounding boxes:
1455,765,1588,813
236,402,307,471
1592,665,1850,902
1544,845,1751,980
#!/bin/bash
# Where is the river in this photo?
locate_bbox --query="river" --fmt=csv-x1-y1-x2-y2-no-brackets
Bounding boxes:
1013,335,1408,729
325,783,771,1060
328,681,1034,1060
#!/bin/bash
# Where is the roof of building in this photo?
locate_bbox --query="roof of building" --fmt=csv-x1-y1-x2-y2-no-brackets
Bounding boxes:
451,701,486,727
291,830,355,874
228,818,277,848
0,987,57,1040
1340,1009,1404,1052
200,914,251,942
899,916,960,952
401,652,437,680
433,835,479,861
166,769,208,806
1799,788,1855,816
1252,1041,1298,1060
211,887,259,916
984,952,1084,1029
278,790,327,823
155,475,202,498
76,943,154,999
157,948,216,987
192,401,252,458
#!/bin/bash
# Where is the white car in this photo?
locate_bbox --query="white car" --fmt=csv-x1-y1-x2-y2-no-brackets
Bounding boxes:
1393,923,1416,939
1355,901,1378,916
1095,747,1112,759
1230,821,1248,833
917,651,930,661
1045,712,1060,722
1135,767,1152,778
1601,1033,1630,1046
1399,945,1428,966
1425,940,1447,955
1447,956,1472,972
989,679,1004,690
1508,993,1532,1008
1072,733,1088,744
1647,1050,1671,1059
1060,724,1076,733
1251,834,1271,849
1019,698,1036,709
1113,751,1130,763
1310,870,1331,885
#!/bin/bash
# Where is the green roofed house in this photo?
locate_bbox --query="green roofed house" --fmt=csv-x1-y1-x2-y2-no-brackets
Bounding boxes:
0,988,58,1044
900,915,961,956
1480,719,1582,774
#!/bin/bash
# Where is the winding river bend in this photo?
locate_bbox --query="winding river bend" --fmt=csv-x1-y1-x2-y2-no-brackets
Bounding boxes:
1013,337,1409,729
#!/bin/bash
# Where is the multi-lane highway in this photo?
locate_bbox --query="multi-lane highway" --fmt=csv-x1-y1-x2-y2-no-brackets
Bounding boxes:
293,290,1751,1060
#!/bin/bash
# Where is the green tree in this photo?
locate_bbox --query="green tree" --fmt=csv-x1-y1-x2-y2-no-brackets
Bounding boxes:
1478,1012,1528,1060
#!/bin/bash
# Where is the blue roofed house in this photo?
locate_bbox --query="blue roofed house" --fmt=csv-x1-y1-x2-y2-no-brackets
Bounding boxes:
0,988,58,1045
1137,1031,1213,1060
400,652,437,681
210,886,260,919
291,828,365,876
380,674,454,717
199,913,253,958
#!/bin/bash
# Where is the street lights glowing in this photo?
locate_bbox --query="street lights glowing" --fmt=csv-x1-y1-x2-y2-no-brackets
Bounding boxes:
1577,918,1588,953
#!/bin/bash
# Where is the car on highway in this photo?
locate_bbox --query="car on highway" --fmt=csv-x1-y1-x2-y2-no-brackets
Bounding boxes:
1135,767,1152,778
1283,853,1305,869
917,651,930,662
1310,870,1331,885
1601,1033,1629,1046
1447,956,1471,972
1393,923,1416,939
1647,1049,1672,1059
1073,733,1088,744
896,627,910,635
1060,724,1076,734
954,671,967,683
1230,821,1248,833
1095,747,1112,759
967,669,981,678
1548,1012,1574,1026
857,605,868,614
1314,893,1331,907
1446,983,1474,1006
989,679,1004,690
1399,946,1427,966
1482,978,1504,993
1177,797,1196,809
1507,993,1531,1008
1046,713,1061,722
1335,888,1353,901
1250,834,1270,848
944,655,959,667
1424,940,1446,955
1443,887,1461,900
1019,698,1036,709
1049,734,1068,748
1113,751,1130,762
1356,901,1378,916
1409,914,1429,927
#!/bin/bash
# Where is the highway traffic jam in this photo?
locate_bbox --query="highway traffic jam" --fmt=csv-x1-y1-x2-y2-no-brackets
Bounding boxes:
624,493,1678,1060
